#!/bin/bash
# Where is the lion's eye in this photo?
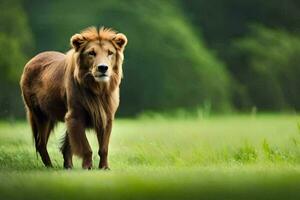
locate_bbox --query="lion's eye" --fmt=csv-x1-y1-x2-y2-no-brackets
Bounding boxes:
88,50,96,56
108,50,114,56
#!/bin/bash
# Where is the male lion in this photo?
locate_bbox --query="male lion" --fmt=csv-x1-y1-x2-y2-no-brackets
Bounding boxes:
20,27,127,169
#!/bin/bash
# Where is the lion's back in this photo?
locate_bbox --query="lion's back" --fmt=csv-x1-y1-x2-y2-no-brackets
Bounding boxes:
21,51,66,95
23,51,65,75
20,51,68,121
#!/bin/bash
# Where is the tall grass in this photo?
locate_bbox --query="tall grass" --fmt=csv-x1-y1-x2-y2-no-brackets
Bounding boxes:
1,114,300,199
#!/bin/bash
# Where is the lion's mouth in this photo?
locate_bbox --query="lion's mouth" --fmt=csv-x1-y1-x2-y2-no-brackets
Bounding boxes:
94,74,108,79
94,71,108,77
94,74,109,82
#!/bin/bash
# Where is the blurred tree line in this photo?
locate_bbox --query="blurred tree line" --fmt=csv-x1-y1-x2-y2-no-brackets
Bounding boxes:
0,0,33,118
181,0,300,111
0,0,299,118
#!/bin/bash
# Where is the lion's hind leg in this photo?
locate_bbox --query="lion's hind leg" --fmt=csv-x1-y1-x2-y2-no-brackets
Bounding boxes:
28,107,54,167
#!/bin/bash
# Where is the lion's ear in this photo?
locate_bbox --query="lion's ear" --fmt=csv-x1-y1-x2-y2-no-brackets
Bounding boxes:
112,33,127,50
70,34,86,51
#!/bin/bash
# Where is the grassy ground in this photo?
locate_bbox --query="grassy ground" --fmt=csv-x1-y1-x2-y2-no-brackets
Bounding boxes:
1,114,300,199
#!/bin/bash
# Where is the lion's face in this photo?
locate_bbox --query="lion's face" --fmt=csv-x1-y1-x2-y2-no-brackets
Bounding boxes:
71,27,127,84
80,40,116,83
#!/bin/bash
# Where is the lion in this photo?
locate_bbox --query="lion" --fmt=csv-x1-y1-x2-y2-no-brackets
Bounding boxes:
20,27,127,169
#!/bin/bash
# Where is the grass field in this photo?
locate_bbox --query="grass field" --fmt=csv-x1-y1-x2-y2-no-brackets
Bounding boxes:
1,114,300,199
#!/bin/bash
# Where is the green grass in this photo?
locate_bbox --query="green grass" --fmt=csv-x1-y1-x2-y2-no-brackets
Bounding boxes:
1,114,300,199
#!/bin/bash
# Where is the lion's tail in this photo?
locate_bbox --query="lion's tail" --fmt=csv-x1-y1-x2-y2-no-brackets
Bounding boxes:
22,92,42,153
26,107,40,152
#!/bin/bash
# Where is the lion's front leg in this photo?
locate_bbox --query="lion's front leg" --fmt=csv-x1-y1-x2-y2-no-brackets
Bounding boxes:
65,111,93,169
96,119,113,170
61,131,73,169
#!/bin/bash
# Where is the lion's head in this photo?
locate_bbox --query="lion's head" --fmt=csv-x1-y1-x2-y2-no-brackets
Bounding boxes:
70,27,127,88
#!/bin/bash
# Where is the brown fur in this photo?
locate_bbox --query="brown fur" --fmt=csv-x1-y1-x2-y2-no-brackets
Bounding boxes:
20,27,127,169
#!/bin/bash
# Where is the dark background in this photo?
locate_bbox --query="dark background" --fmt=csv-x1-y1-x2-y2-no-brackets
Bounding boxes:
0,0,299,118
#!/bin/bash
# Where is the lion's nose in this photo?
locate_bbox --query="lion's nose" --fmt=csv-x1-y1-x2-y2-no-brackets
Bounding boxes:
97,65,108,73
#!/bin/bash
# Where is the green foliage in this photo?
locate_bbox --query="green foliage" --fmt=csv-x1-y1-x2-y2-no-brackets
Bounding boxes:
181,0,300,49
0,0,33,82
234,25,300,110
0,0,33,118
181,0,300,111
